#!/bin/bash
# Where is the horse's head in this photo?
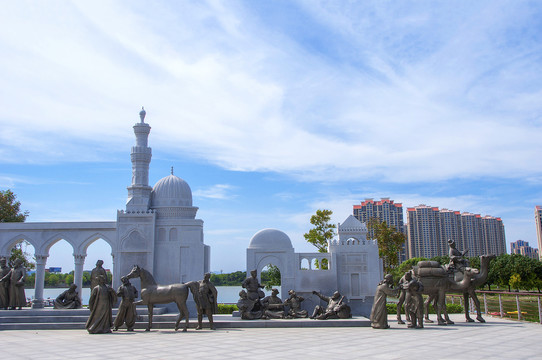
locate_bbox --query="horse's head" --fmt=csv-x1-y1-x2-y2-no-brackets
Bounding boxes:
126,265,141,280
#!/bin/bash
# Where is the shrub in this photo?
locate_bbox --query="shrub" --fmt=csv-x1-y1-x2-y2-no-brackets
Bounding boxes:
217,304,238,314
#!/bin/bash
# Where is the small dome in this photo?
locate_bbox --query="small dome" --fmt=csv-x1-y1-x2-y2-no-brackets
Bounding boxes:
151,174,192,208
248,229,293,250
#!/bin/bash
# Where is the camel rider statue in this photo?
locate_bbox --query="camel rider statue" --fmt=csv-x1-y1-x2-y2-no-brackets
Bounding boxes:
447,239,469,273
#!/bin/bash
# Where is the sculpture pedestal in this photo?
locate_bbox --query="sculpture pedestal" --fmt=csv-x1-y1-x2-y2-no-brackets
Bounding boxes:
31,299,46,309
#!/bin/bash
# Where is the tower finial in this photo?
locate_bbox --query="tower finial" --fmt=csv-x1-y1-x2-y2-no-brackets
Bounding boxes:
139,106,146,123
171,166,174,175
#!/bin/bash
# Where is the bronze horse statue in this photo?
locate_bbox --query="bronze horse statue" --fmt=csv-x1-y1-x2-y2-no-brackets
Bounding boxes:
125,265,199,331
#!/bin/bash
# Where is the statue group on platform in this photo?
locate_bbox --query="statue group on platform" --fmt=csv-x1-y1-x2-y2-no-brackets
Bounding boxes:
370,240,495,329
0,258,27,310
236,269,351,321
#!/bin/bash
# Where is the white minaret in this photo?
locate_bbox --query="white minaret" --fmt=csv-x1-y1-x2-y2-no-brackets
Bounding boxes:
126,107,152,211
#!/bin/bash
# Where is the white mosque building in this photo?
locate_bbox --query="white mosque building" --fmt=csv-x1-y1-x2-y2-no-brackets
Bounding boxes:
0,109,210,308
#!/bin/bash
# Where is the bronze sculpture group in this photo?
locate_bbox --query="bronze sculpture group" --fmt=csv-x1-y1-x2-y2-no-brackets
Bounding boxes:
370,241,495,329
0,257,27,310
1,240,493,334
236,269,351,321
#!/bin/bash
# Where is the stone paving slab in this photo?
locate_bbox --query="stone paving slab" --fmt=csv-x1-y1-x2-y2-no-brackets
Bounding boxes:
1,314,541,360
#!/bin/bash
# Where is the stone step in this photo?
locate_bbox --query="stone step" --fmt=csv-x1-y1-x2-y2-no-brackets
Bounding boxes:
0,314,370,330
0,307,167,317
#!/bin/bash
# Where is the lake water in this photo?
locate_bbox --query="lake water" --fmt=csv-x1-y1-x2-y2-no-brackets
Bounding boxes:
25,286,281,305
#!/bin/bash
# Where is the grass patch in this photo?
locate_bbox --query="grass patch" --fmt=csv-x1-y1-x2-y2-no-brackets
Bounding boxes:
386,302,463,314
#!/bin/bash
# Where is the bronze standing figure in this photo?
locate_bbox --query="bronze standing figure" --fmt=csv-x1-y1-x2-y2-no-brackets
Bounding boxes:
113,276,138,331
195,272,218,330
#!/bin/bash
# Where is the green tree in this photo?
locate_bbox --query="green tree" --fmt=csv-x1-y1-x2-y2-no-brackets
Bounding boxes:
65,273,74,285
367,218,406,274
468,256,481,270
82,272,91,287
0,190,35,269
210,271,246,286
261,264,281,290
429,255,450,266
488,254,512,291
509,273,521,292
9,241,36,270
46,273,60,287
0,189,29,222
303,209,335,269
25,272,36,287
391,257,427,283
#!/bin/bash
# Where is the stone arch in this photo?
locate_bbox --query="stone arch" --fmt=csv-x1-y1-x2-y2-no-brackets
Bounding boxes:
80,233,116,254
300,258,310,270
2,234,38,255
42,233,76,255
120,229,146,252
256,255,284,276
255,255,284,295
346,237,359,245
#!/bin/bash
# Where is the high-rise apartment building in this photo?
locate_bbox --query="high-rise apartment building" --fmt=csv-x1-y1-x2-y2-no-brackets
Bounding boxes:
535,206,542,260
481,215,507,256
407,205,506,259
353,198,406,260
406,205,442,258
353,198,404,238
510,240,539,259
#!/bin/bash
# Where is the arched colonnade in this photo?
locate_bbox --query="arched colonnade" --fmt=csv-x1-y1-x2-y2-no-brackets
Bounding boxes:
0,222,117,308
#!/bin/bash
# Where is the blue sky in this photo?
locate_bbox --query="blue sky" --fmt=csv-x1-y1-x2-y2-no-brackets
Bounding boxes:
1,1,542,273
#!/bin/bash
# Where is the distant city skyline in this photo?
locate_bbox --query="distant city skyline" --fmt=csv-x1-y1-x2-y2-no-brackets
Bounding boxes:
2,2,542,273
406,204,506,259
510,239,539,260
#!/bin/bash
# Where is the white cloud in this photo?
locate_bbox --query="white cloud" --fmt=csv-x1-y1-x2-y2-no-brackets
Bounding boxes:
193,184,237,200
1,1,541,184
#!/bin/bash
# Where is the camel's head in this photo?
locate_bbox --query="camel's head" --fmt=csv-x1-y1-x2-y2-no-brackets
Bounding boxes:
126,265,141,280
464,267,480,277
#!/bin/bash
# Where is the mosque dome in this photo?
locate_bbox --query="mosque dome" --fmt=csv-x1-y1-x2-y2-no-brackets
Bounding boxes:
248,229,293,250
150,174,193,208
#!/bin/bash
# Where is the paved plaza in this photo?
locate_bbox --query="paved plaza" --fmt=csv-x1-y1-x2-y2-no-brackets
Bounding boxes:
2,314,540,359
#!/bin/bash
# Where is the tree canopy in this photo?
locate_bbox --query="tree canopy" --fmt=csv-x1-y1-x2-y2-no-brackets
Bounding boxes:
303,209,336,253
367,218,406,274
0,189,29,222
0,189,34,269
260,264,281,290
303,209,335,270
487,254,542,292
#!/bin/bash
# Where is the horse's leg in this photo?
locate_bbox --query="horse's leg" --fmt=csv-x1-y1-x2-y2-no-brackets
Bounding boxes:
174,301,189,332
464,292,474,322
146,304,153,331
174,303,183,332
181,301,189,332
